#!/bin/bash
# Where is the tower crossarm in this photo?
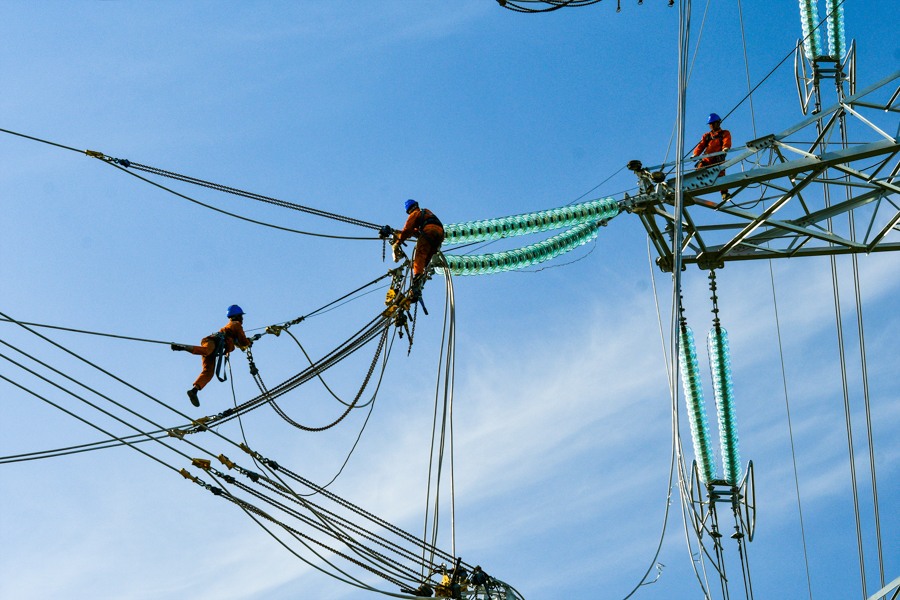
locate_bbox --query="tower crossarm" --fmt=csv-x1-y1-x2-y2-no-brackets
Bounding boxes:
623,70,900,271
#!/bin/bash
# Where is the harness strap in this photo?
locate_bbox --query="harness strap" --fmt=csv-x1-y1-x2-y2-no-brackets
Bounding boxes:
417,209,443,247
209,332,230,383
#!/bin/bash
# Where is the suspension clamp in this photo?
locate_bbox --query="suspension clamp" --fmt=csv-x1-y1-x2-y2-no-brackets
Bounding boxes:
191,458,212,471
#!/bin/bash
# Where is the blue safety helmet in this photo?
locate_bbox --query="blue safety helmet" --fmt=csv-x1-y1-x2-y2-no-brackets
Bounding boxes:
707,113,721,124
404,199,419,212
226,305,245,318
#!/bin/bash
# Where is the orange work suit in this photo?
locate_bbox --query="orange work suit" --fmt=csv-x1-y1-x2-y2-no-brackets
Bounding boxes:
694,127,732,196
396,208,445,276
693,128,732,168
190,320,251,390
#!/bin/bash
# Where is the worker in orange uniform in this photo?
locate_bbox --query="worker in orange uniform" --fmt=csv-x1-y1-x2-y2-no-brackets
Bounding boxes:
391,199,444,300
171,304,260,407
693,113,732,200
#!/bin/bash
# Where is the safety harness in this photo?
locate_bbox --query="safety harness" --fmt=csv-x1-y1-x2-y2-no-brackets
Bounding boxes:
207,331,234,383
698,130,729,165
417,208,443,247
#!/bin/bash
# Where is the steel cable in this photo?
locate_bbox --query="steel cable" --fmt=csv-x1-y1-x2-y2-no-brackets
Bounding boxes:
232,478,423,584
767,261,814,600
124,160,381,230
0,128,381,241
264,325,389,432
297,332,396,496
0,314,469,595
207,314,390,428
0,374,183,475
104,160,381,240
276,464,463,568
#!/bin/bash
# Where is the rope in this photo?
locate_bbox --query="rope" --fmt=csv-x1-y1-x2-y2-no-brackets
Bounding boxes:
672,2,715,596
285,330,358,407
0,272,391,350
421,266,452,574
662,0,712,166
442,260,458,557
253,271,393,336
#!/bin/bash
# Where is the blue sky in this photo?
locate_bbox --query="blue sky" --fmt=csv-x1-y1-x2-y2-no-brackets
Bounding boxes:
1,1,899,599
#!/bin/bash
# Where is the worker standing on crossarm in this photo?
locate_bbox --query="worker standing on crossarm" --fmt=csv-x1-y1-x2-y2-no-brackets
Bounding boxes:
171,304,260,407
391,199,444,298
693,113,732,199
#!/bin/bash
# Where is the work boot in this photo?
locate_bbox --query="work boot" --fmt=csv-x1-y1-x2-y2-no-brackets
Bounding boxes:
187,387,200,407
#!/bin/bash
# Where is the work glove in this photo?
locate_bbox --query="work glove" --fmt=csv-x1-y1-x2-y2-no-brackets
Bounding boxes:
378,225,393,239
171,343,189,352
391,242,404,263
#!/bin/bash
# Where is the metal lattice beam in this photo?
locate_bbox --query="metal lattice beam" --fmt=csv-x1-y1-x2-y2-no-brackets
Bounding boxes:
623,69,900,271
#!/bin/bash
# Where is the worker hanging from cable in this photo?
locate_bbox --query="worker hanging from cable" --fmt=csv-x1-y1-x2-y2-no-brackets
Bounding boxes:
381,199,445,302
693,113,732,200
171,304,261,407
